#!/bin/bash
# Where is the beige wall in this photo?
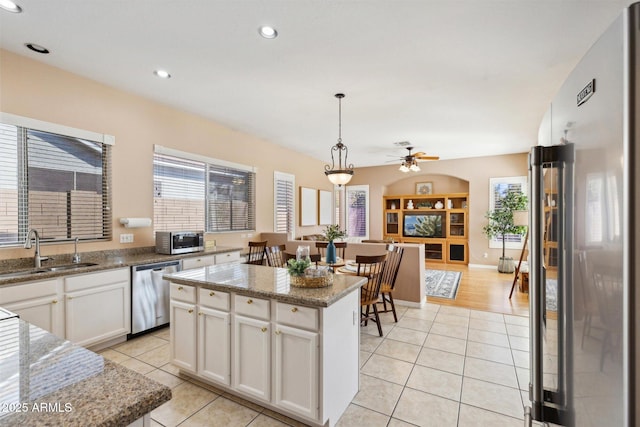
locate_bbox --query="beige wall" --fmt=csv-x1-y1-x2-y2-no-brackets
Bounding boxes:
0,49,331,259
347,153,529,266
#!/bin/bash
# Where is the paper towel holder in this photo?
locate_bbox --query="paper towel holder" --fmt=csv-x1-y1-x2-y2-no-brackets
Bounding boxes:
119,217,152,228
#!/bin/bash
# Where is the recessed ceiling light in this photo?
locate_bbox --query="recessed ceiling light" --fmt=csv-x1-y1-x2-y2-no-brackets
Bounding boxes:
154,69,171,79
258,26,278,39
25,43,49,54
0,0,22,13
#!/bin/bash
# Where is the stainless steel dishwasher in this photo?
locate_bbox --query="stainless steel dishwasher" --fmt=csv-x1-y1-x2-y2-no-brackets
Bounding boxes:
130,260,182,337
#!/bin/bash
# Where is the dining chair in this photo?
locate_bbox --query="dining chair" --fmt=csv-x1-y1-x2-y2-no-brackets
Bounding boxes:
245,241,267,265
283,252,321,266
265,244,287,268
315,241,347,260
377,244,404,322
356,253,387,337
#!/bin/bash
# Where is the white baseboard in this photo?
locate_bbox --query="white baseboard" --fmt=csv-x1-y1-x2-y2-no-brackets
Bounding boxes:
468,263,497,270
394,299,424,309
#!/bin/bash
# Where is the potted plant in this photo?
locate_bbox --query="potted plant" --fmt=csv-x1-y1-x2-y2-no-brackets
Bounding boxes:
482,191,528,273
322,224,347,264
286,257,311,276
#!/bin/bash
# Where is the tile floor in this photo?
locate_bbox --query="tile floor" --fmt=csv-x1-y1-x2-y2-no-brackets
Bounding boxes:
100,303,540,426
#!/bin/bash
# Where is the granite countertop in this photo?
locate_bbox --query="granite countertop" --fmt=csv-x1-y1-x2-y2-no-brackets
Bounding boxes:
0,246,243,286
165,263,366,307
0,316,171,426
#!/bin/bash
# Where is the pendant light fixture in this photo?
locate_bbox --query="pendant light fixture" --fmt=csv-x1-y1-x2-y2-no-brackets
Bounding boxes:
324,93,354,186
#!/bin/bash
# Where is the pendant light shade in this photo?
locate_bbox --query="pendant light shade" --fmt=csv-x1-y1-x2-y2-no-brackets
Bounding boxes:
325,93,354,186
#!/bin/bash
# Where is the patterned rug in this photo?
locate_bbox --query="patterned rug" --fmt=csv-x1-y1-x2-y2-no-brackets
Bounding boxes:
425,269,462,299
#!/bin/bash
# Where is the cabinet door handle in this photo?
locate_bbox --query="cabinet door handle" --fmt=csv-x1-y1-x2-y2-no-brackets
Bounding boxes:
275,330,281,335
261,327,267,332
291,307,298,313
178,286,184,291
247,299,253,304
209,291,215,296
188,309,193,314
198,312,202,316
52,299,58,304
67,296,73,300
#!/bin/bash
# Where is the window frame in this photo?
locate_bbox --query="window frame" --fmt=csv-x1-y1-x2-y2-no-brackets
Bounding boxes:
273,171,295,237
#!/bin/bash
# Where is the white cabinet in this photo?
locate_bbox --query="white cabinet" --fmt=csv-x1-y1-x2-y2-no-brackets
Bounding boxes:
182,255,216,270
64,268,130,347
198,287,230,385
274,323,319,419
0,279,64,337
233,314,271,402
215,251,240,264
170,283,197,372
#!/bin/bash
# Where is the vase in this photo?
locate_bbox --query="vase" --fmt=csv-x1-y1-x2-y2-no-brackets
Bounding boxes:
326,240,337,264
498,256,515,273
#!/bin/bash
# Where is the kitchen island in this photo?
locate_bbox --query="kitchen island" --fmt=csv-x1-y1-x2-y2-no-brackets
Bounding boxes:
165,263,366,427
0,315,171,427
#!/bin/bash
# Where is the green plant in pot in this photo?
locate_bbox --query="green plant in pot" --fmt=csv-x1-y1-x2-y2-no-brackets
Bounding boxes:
286,258,311,276
482,191,528,273
322,224,347,264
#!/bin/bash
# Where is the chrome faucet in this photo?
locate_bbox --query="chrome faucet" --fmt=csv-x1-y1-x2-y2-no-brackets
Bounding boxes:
72,237,81,264
24,229,49,268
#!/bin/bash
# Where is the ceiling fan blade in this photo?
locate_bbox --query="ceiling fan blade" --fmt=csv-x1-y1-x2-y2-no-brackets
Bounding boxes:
415,155,440,161
412,151,426,157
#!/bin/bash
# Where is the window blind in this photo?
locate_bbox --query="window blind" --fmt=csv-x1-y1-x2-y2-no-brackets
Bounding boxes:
274,172,294,234
0,123,112,246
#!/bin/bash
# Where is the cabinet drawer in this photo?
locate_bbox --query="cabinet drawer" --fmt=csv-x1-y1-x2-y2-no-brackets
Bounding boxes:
234,294,269,320
183,255,216,270
276,302,318,331
199,287,229,311
215,251,240,264
0,279,60,304
170,283,196,303
65,268,129,292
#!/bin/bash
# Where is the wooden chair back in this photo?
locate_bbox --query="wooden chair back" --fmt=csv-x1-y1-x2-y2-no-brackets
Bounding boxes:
315,241,347,260
283,252,321,266
356,254,387,305
265,244,287,268
246,241,267,265
380,244,404,292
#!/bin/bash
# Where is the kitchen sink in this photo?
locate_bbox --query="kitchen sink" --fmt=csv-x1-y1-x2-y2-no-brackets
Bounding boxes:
44,262,99,272
0,269,48,279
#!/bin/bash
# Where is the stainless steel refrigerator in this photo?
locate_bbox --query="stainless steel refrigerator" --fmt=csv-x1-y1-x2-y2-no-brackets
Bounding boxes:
525,3,638,426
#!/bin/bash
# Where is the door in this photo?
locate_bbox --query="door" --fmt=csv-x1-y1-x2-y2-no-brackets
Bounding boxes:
233,314,270,401
170,300,197,372
274,324,319,420
198,306,230,385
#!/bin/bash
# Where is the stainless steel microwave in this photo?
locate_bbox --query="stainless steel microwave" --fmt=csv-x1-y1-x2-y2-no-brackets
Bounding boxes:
155,231,204,255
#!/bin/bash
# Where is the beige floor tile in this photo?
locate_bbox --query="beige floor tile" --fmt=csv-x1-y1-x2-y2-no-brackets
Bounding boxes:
360,350,372,368
159,362,182,376
136,343,170,367
152,326,171,341
396,316,433,332
145,368,185,389
506,323,529,338
393,387,459,426
406,365,462,401
424,333,467,356
375,339,421,363
151,381,218,426
385,326,428,346
222,392,267,413
402,307,437,322
466,329,510,348
508,335,529,352
458,404,523,426
512,349,529,368
360,334,384,352
504,314,529,326
438,306,471,318
435,312,470,327
151,419,163,427
468,318,507,334
98,348,132,364
179,396,259,426
360,354,414,385
113,334,168,357
120,358,156,375
429,322,468,340
461,377,523,419
387,418,419,427
336,403,389,427
361,321,388,337
469,310,505,323
352,374,404,415
415,347,464,375
463,357,518,388
466,341,514,365
260,408,309,427
247,414,290,427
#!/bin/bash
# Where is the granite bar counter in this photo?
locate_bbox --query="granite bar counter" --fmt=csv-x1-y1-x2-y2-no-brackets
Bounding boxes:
0,316,171,426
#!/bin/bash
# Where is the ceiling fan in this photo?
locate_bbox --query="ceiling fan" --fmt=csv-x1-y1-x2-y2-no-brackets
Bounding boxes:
391,146,439,172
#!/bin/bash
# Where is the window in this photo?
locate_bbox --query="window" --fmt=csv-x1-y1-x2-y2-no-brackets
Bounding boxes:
153,146,255,233
0,116,112,246
345,185,369,240
274,172,294,236
488,176,527,249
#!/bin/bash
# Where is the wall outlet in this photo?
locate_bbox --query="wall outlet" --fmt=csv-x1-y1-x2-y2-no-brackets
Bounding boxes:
483,252,488,258
120,233,134,243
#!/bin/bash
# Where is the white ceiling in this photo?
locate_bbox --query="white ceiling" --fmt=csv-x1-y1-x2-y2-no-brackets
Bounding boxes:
0,0,632,167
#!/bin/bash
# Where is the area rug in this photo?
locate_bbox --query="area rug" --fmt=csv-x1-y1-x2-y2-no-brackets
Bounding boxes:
425,269,462,299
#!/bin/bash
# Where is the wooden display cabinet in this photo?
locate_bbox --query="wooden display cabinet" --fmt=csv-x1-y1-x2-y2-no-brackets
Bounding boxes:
383,193,469,264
